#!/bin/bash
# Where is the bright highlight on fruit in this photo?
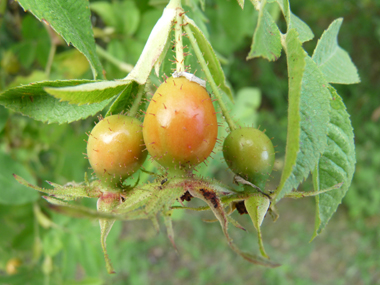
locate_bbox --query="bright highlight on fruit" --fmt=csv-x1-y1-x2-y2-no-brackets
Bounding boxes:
223,127,275,189
87,115,147,188
143,76,218,171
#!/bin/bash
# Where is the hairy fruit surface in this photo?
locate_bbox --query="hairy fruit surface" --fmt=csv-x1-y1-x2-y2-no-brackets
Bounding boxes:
87,115,147,188
223,128,275,189
143,76,218,171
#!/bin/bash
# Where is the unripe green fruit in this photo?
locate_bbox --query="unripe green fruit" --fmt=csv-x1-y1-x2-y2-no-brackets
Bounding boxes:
87,115,147,189
223,128,275,189
143,76,218,171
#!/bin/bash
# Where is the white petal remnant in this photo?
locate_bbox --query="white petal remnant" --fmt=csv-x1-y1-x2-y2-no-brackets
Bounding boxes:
172,71,206,88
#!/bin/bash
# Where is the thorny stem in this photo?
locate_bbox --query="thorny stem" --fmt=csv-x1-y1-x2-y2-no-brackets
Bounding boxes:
129,84,145,117
96,45,134,74
174,5,185,72
183,23,237,132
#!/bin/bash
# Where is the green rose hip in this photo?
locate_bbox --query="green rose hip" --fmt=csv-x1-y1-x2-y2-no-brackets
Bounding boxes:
223,128,275,190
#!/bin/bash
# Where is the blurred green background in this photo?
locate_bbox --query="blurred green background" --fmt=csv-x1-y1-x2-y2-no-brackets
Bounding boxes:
0,0,379,284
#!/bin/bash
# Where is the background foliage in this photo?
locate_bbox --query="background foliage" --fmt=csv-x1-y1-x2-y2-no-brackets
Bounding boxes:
0,0,379,284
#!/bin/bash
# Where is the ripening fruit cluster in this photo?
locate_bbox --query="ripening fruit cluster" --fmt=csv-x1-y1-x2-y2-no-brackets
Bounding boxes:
86,75,275,190
86,76,218,188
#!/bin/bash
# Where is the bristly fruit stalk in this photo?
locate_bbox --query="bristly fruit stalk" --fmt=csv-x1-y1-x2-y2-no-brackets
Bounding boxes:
174,2,185,73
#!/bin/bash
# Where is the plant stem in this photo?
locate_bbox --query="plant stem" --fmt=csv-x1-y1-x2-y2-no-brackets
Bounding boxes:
174,6,185,72
129,84,145,117
257,229,269,259
166,0,184,72
45,43,56,77
96,45,134,74
183,23,237,132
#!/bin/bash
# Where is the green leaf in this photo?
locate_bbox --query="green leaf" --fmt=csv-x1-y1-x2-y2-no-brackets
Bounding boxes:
125,5,176,84
312,86,355,238
0,80,111,124
106,81,141,116
275,29,331,201
44,80,131,105
275,0,314,43
247,0,282,61
289,13,314,43
0,152,39,205
185,16,233,101
17,0,104,79
312,18,360,84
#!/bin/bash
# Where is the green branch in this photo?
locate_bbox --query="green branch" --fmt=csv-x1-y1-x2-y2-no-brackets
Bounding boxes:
96,45,133,74
174,5,185,72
